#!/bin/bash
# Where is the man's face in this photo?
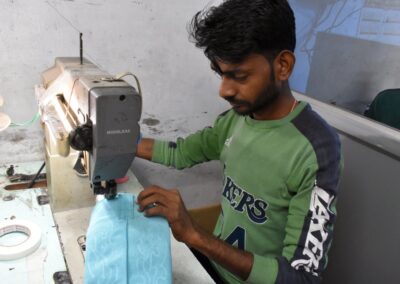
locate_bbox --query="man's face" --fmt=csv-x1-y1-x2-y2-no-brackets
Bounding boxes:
215,54,280,116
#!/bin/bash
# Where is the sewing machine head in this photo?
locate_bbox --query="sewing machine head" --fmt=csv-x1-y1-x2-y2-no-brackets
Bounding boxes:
36,57,141,210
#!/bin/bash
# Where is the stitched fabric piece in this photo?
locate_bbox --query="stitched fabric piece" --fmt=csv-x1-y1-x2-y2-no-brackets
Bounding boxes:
84,193,172,284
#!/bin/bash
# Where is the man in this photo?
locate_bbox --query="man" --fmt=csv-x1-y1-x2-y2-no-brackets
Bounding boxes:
136,1,342,283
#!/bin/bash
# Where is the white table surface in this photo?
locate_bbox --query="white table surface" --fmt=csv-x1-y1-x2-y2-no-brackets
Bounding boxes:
0,162,214,283
55,169,215,284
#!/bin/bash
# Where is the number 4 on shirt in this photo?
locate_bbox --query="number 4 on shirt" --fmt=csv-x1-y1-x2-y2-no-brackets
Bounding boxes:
225,226,246,250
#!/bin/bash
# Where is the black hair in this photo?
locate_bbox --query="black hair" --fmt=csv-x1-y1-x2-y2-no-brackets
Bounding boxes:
189,0,296,65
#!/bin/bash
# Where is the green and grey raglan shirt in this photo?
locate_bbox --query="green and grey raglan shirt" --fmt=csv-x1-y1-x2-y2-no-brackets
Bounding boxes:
151,102,342,284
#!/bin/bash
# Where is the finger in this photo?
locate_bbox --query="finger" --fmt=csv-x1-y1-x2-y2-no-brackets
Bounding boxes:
137,185,167,202
137,188,158,203
137,195,167,211
143,203,167,218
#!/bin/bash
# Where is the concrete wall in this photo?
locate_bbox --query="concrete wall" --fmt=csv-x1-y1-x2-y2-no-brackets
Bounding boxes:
0,0,225,207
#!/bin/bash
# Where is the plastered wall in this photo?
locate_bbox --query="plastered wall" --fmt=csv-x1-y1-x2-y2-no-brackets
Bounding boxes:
0,0,226,207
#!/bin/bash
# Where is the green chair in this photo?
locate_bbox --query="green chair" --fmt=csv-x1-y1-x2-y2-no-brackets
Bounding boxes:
364,89,400,130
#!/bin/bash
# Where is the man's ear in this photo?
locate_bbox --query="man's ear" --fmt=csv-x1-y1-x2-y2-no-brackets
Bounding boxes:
274,50,296,81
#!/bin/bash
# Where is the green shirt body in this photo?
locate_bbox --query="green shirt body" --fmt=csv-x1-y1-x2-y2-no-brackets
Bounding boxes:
152,102,342,284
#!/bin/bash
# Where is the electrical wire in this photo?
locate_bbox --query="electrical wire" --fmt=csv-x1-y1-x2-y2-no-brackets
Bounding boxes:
10,112,40,127
114,72,142,97
45,1,81,34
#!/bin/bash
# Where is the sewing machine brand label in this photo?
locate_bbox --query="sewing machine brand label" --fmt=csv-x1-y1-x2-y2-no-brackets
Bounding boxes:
106,129,131,135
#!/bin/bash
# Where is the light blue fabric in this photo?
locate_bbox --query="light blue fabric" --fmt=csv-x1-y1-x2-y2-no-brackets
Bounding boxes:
84,193,172,284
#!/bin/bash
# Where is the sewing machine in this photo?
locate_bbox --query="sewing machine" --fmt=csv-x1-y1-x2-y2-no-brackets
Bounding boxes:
0,57,213,283
35,57,142,211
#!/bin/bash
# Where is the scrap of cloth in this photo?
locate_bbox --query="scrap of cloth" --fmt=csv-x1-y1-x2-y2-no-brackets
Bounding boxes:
84,193,172,284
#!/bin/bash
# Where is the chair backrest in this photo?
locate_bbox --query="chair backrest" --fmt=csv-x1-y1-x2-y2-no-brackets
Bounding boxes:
364,88,400,130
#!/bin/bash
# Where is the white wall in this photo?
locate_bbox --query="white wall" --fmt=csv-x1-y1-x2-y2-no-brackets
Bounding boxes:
1,0,227,131
0,0,226,207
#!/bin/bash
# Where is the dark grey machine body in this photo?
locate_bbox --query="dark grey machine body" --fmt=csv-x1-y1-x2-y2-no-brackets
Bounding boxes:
89,86,141,184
